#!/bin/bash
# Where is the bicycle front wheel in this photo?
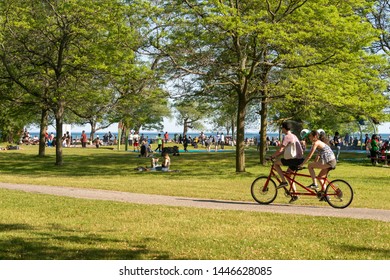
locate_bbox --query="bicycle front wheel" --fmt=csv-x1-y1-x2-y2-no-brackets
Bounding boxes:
325,179,353,209
251,176,278,204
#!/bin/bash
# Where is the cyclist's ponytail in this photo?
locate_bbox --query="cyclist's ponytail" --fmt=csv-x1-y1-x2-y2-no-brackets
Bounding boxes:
310,130,330,145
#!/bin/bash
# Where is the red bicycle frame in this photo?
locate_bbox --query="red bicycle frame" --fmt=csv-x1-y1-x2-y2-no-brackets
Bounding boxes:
267,164,329,197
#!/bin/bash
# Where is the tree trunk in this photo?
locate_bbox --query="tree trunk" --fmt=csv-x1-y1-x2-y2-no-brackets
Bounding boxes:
183,119,189,136
231,115,236,139
55,103,64,166
90,121,97,143
38,108,48,157
357,122,363,150
124,127,129,151
259,95,268,165
117,128,122,150
235,94,246,172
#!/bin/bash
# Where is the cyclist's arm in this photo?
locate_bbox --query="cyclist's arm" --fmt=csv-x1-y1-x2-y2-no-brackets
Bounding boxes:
300,143,318,165
270,144,286,159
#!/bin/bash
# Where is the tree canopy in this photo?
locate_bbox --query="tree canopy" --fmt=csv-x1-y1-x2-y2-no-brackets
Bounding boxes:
0,0,169,164
149,0,389,170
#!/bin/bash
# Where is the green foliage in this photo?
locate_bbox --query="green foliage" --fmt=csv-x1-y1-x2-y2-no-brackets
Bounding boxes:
271,52,389,131
0,102,27,143
152,0,388,170
0,0,152,163
174,98,210,133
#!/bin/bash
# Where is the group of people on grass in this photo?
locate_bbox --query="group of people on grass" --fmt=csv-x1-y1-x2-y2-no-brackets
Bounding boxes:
136,152,172,172
173,132,229,152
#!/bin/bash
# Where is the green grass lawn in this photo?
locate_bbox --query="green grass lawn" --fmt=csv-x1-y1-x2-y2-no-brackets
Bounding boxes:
0,143,389,259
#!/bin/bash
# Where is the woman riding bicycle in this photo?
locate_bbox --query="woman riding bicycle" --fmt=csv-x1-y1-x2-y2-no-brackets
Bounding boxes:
299,130,337,190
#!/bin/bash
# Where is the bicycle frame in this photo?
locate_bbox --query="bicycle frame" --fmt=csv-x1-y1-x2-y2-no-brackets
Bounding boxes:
267,163,329,197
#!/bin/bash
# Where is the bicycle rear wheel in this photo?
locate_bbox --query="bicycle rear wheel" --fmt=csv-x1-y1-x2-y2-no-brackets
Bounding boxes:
325,179,353,209
251,176,278,204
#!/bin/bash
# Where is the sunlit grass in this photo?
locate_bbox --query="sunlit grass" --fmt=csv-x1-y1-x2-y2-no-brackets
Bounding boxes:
1,189,389,260
0,143,389,260
0,143,389,209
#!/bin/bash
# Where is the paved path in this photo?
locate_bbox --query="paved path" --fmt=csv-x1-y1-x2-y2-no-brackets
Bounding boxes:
1,182,389,222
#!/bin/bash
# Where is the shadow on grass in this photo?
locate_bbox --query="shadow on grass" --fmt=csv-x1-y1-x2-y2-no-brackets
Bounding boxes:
337,244,390,259
0,223,170,260
0,223,34,232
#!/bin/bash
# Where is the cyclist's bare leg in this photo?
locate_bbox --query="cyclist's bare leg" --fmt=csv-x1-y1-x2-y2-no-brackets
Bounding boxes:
307,162,317,185
291,182,297,193
308,162,330,186
284,168,297,192
317,169,330,190
274,160,287,183
317,168,329,178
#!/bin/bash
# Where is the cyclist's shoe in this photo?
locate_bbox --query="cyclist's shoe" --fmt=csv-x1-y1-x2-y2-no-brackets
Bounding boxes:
289,196,299,203
307,183,319,190
277,182,288,189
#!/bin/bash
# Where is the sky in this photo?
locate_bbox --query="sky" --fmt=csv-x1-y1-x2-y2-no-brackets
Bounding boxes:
378,122,390,134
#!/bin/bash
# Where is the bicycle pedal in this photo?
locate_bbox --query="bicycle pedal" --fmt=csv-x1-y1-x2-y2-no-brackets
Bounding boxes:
316,191,324,199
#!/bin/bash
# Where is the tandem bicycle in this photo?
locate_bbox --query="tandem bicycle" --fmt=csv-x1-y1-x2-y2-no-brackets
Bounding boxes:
251,158,353,209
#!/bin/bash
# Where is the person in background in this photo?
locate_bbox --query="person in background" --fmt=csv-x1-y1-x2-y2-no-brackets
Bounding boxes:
128,131,133,147
133,132,139,151
220,133,225,149
61,133,67,147
94,136,101,148
344,133,350,146
364,134,369,149
183,135,189,152
370,134,380,165
256,132,261,152
48,132,55,147
81,130,88,148
151,152,171,172
139,140,149,157
133,138,139,152
333,131,341,161
206,135,211,152
65,131,71,147
155,133,163,152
